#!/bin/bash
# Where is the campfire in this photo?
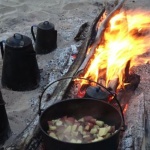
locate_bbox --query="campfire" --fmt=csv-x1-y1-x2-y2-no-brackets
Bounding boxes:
76,9,150,95
63,7,150,150
4,1,150,150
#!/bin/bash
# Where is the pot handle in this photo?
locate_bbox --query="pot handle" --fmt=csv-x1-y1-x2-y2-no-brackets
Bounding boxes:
0,40,5,59
38,76,126,130
31,25,37,42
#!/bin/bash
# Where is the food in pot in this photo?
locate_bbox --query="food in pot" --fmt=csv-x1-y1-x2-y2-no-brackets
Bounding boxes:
47,116,116,143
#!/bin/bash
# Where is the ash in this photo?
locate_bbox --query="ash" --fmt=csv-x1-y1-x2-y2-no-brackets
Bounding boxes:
64,81,80,99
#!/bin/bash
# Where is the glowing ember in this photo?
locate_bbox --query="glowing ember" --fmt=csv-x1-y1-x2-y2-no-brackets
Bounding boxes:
123,104,128,114
80,9,150,90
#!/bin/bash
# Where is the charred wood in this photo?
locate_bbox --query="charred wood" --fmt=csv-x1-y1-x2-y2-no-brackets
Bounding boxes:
119,93,145,150
77,0,126,73
74,22,90,42
124,74,140,92
106,60,140,93
125,60,131,80
5,115,41,150
114,73,140,111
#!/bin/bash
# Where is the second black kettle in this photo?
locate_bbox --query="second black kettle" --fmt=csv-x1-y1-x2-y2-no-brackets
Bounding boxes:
31,21,57,54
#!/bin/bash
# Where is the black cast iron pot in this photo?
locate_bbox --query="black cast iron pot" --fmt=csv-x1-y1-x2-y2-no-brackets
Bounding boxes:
39,98,123,150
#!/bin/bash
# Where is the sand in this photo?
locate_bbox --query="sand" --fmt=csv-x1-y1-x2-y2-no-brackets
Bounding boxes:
0,0,150,149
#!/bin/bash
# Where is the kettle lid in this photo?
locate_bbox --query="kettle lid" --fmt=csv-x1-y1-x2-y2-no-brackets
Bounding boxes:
38,21,54,30
6,33,32,48
85,86,109,100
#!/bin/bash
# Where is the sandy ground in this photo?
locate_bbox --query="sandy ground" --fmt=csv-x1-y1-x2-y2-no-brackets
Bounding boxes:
0,0,150,149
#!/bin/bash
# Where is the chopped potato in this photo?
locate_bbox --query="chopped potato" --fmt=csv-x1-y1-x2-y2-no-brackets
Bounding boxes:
47,116,116,143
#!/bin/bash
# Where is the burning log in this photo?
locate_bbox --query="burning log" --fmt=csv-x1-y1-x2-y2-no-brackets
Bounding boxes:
77,0,126,73
4,7,106,150
107,77,119,92
74,22,90,41
107,60,140,93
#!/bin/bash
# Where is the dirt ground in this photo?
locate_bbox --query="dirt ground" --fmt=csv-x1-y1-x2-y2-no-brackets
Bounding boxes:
0,0,150,149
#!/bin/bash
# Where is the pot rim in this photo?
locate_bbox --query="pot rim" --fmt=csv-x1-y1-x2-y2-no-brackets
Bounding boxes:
39,98,123,145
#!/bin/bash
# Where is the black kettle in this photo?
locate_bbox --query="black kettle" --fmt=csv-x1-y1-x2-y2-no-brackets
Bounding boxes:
31,21,57,54
0,90,11,145
0,33,40,91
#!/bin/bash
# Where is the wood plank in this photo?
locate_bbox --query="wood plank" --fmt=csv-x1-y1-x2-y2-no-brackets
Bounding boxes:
119,93,145,150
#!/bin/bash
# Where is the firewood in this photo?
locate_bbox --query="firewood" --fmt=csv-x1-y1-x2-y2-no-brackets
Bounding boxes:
106,60,139,94
107,77,119,92
4,115,40,150
74,22,90,41
118,93,145,150
77,0,126,73
124,73,140,92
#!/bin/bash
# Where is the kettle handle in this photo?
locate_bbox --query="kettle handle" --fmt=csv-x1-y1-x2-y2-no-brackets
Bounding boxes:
31,25,37,42
0,41,4,59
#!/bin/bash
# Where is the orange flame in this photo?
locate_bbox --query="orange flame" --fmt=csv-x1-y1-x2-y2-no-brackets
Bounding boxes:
80,9,150,90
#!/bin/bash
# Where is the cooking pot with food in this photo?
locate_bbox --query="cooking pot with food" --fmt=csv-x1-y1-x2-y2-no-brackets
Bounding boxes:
39,98,123,150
